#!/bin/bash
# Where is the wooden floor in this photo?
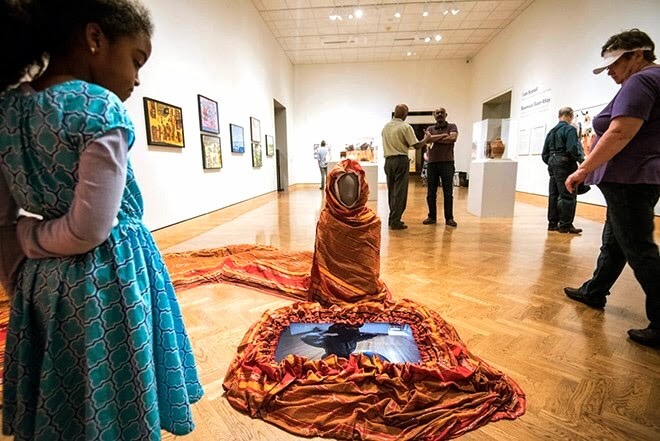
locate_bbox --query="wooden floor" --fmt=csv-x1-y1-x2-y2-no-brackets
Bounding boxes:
152,181,660,441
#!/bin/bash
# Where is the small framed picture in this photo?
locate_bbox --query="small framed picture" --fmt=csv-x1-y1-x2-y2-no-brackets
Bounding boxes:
265,134,275,157
197,95,219,134
143,97,185,148
201,134,222,169
250,117,261,143
251,142,263,167
230,123,245,153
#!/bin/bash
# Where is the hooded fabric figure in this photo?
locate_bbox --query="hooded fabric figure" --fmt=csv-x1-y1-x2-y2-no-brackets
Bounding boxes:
309,159,390,306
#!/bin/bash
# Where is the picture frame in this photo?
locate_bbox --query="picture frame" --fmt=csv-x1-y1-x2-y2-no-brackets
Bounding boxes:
250,117,261,143
230,123,245,153
197,94,219,134
251,142,263,167
143,97,185,148
201,134,222,169
265,134,275,157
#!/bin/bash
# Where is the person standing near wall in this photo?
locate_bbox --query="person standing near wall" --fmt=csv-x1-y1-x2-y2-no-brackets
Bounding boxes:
564,29,660,348
423,107,459,227
0,0,203,438
541,107,584,234
382,104,431,230
317,140,329,189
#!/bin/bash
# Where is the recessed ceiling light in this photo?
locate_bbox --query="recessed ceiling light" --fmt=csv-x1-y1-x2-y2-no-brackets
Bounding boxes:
424,37,431,43
355,9,363,18
435,34,442,41
394,11,401,18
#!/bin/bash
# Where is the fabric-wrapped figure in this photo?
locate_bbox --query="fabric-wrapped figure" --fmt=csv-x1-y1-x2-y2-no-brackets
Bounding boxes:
309,159,390,306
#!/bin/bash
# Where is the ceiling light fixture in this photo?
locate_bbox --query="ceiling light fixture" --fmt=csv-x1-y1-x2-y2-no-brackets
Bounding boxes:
424,36,431,43
422,2,429,17
394,1,401,18
435,34,442,41
355,8,363,19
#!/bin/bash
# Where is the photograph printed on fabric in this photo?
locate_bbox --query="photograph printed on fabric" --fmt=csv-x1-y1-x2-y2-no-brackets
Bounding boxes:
275,322,422,363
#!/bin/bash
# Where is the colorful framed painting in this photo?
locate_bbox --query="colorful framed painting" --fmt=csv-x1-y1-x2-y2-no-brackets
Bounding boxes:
230,123,245,153
197,95,219,134
265,134,275,157
250,117,261,143
143,97,185,148
201,134,222,169
252,142,263,167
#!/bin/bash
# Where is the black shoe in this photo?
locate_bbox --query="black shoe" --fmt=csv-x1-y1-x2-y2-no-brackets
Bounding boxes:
627,327,660,348
446,219,457,227
422,218,436,225
390,222,408,230
558,225,582,234
564,287,606,309
548,223,558,231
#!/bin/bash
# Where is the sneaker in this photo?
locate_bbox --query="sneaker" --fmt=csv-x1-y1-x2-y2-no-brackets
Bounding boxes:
558,225,582,234
390,222,408,230
627,326,660,348
422,218,437,225
446,219,457,227
548,223,558,231
564,287,606,309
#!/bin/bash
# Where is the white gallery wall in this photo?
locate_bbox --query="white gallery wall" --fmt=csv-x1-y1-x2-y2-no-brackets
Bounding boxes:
292,60,472,185
123,0,294,230
467,0,660,213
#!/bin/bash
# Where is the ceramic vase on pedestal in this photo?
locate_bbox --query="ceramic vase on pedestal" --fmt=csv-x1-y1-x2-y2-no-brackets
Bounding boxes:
490,138,505,159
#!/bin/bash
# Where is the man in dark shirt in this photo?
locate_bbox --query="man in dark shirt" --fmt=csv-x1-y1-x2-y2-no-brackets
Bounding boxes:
541,107,585,234
423,107,459,227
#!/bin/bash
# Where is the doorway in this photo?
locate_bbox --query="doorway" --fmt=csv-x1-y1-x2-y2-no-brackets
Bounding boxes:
405,111,435,173
273,99,288,191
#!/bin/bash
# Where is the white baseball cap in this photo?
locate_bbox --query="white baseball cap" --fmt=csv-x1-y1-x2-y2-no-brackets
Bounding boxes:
593,46,652,74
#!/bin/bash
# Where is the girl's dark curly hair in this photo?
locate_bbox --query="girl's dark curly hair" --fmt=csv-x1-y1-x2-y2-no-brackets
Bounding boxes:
602,28,656,63
0,0,153,92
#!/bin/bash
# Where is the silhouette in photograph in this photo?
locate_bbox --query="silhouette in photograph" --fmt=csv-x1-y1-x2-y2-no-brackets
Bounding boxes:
275,322,422,363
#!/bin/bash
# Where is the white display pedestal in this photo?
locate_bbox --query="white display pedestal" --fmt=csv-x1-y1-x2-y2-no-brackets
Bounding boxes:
327,161,378,201
467,159,518,217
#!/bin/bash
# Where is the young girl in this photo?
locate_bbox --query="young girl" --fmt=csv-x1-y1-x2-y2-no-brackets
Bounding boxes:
0,0,203,439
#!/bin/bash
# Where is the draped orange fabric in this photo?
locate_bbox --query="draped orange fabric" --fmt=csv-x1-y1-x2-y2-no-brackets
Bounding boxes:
223,300,525,441
310,160,390,306
163,244,312,300
162,159,526,439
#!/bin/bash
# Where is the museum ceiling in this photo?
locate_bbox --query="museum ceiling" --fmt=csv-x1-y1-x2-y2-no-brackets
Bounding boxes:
250,0,535,64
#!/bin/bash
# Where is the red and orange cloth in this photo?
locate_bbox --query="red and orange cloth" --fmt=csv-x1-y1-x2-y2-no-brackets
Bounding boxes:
310,159,390,306
162,159,526,440
223,300,525,441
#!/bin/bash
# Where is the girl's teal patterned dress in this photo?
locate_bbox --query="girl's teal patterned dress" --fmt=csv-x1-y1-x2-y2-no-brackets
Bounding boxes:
0,80,203,440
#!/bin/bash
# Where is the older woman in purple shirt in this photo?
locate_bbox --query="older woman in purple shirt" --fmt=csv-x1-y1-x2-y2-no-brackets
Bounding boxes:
564,29,660,348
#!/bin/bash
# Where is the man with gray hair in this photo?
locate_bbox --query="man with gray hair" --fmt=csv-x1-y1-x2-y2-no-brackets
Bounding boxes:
541,107,585,234
381,104,431,230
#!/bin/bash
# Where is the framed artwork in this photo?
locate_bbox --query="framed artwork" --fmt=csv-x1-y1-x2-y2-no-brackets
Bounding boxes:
230,124,245,153
143,97,185,148
251,142,263,167
197,95,219,134
250,117,261,143
201,134,222,169
265,134,275,156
